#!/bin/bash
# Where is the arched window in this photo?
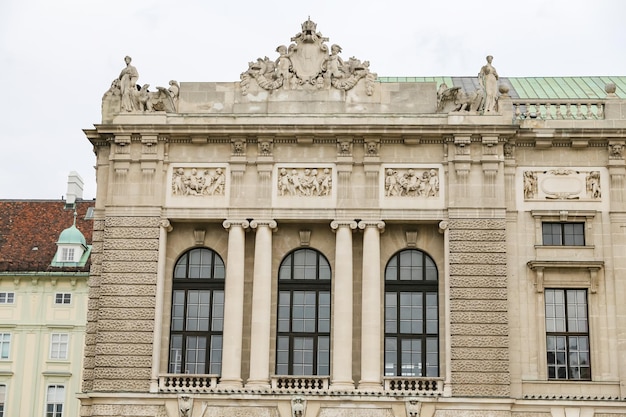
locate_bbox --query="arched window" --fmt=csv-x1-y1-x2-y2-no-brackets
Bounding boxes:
169,248,225,374
384,249,439,377
276,248,331,375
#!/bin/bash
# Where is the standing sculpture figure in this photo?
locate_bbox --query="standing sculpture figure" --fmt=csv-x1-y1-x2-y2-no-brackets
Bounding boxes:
119,56,139,112
479,55,498,113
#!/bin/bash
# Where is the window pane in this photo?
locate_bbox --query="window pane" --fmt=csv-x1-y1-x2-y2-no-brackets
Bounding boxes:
385,337,397,376
545,289,590,380
170,248,224,375
384,249,439,377
276,248,331,376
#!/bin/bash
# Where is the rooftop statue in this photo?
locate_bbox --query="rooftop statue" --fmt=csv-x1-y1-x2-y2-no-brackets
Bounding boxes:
479,55,499,113
436,55,500,114
101,56,178,119
240,18,377,95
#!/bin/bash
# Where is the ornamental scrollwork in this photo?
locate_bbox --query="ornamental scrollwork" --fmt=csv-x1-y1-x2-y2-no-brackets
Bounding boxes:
240,18,376,96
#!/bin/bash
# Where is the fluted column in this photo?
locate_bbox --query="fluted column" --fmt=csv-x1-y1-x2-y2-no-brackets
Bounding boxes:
330,220,357,389
246,219,277,388
357,220,385,390
150,219,172,393
220,219,249,387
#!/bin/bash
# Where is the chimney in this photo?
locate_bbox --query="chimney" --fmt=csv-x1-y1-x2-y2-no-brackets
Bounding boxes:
66,171,84,206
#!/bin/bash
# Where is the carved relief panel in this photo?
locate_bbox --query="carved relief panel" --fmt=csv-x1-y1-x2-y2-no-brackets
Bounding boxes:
380,165,445,210
166,164,230,208
517,167,609,211
273,164,337,208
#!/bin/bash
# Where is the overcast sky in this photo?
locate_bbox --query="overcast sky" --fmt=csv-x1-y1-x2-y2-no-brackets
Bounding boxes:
1,0,625,200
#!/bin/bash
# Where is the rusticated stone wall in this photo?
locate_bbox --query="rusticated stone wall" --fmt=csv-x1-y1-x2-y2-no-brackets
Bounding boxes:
83,218,103,391
448,218,509,397
85,216,160,392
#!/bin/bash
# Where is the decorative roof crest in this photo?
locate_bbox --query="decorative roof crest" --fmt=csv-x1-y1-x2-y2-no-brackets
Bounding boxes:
240,19,377,96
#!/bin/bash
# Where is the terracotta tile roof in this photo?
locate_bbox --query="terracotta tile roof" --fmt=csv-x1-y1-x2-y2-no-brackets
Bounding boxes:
0,199,95,273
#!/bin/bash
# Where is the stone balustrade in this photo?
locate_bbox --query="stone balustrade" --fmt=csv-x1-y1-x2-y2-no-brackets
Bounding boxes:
512,100,605,120
383,377,444,395
159,374,219,392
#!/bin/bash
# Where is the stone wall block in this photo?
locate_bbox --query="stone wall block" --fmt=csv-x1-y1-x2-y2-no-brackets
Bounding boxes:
103,250,158,262
95,366,150,380
98,307,156,320
92,378,150,392
104,227,160,240
452,335,509,348
450,287,508,300
105,216,161,228
452,359,509,372
97,319,155,332
99,295,155,308
104,238,160,251
451,347,509,360
448,219,507,230
90,403,164,416
96,343,154,356
102,261,157,274
451,383,510,397
96,331,154,344
95,355,152,368
435,411,511,417
449,275,507,288
450,299,508,311
99,284,156,297
449,263,506,276
101,273,157,285
450,323,508,336
451,371,510,385
449,241,506,253
450,311,508,324
449,229,506,242
450,252,506,265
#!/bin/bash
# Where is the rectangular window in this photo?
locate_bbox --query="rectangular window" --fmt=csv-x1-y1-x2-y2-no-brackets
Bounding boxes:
0,384,5,417
0,293,13,304
46,385,65,417
54,293,71,305
545,289,590,380
60,247,75,262
542,222,585,246
0,334,10,360
50,334,69,360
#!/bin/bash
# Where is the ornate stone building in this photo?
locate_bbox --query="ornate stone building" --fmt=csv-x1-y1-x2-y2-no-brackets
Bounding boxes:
81,19,626,417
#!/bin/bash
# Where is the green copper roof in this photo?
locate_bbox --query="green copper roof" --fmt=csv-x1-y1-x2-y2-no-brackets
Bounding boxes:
377,76,626,99
57,224,87,246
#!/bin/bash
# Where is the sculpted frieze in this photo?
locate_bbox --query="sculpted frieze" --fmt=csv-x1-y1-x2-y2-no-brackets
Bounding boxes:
240,18,376,95
171,167,227,196
523,169,602,200
384,167,440,198
277,167,332,197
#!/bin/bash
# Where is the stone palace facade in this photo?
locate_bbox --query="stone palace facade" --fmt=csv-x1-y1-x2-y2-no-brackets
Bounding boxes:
80,19,626,417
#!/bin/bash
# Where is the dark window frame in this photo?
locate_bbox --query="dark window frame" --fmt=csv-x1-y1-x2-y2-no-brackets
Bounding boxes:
545,288,591,380
168,247,225,375
276,248,331,376
542,222,585,246
384,249,439,378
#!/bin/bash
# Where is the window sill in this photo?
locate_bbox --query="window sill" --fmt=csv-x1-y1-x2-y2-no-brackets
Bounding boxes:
521,380,621,400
